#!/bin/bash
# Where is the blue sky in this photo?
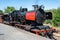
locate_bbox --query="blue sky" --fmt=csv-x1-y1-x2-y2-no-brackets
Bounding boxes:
0,0,60,10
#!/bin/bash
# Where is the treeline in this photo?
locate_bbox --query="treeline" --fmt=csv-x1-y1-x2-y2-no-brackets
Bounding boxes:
45,7,60,27
0,6,60,27
0,6,15,15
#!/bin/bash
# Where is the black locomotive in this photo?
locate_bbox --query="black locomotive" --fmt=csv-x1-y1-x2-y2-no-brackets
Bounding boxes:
8,5,52,25
2,5,57,40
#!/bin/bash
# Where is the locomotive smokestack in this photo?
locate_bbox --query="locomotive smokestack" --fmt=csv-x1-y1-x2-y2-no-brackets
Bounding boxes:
32,5,38,11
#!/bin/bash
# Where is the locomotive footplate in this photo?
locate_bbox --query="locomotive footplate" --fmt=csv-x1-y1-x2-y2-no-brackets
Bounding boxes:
31,29,46,36
15,24,31,30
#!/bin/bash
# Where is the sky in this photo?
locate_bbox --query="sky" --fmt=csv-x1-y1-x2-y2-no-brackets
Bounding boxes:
0,0,60,10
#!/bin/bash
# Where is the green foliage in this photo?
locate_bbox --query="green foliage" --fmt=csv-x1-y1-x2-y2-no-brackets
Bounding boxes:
45,20,51,24
45,7,60,27
0,10,3,15
4,6,15,13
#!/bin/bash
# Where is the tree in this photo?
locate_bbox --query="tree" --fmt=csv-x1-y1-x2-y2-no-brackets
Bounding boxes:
0,10,3,15
45,7,60,27
4,6,15,13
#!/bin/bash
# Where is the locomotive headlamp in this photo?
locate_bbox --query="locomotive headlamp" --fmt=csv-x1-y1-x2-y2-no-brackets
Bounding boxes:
46,12,52,20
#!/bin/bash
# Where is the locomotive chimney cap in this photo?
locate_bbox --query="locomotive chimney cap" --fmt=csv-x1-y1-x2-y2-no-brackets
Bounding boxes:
32,5,38,8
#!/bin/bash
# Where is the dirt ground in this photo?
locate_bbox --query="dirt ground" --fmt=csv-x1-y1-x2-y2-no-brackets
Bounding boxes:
54,36,60,40
0,23,50,40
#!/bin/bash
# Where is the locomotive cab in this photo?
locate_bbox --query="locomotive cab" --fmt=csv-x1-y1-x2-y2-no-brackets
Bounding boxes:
20,8,28,12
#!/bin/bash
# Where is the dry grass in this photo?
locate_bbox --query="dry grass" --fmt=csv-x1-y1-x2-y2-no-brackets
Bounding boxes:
43,23,60,30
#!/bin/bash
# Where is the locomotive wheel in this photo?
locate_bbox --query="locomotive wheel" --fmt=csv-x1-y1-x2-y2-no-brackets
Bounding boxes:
45,31,57,40
24,26,31,31
20,15,26,25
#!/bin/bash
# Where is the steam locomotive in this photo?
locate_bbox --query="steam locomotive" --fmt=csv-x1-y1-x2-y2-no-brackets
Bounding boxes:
7,5,52,25
2,5,56,40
